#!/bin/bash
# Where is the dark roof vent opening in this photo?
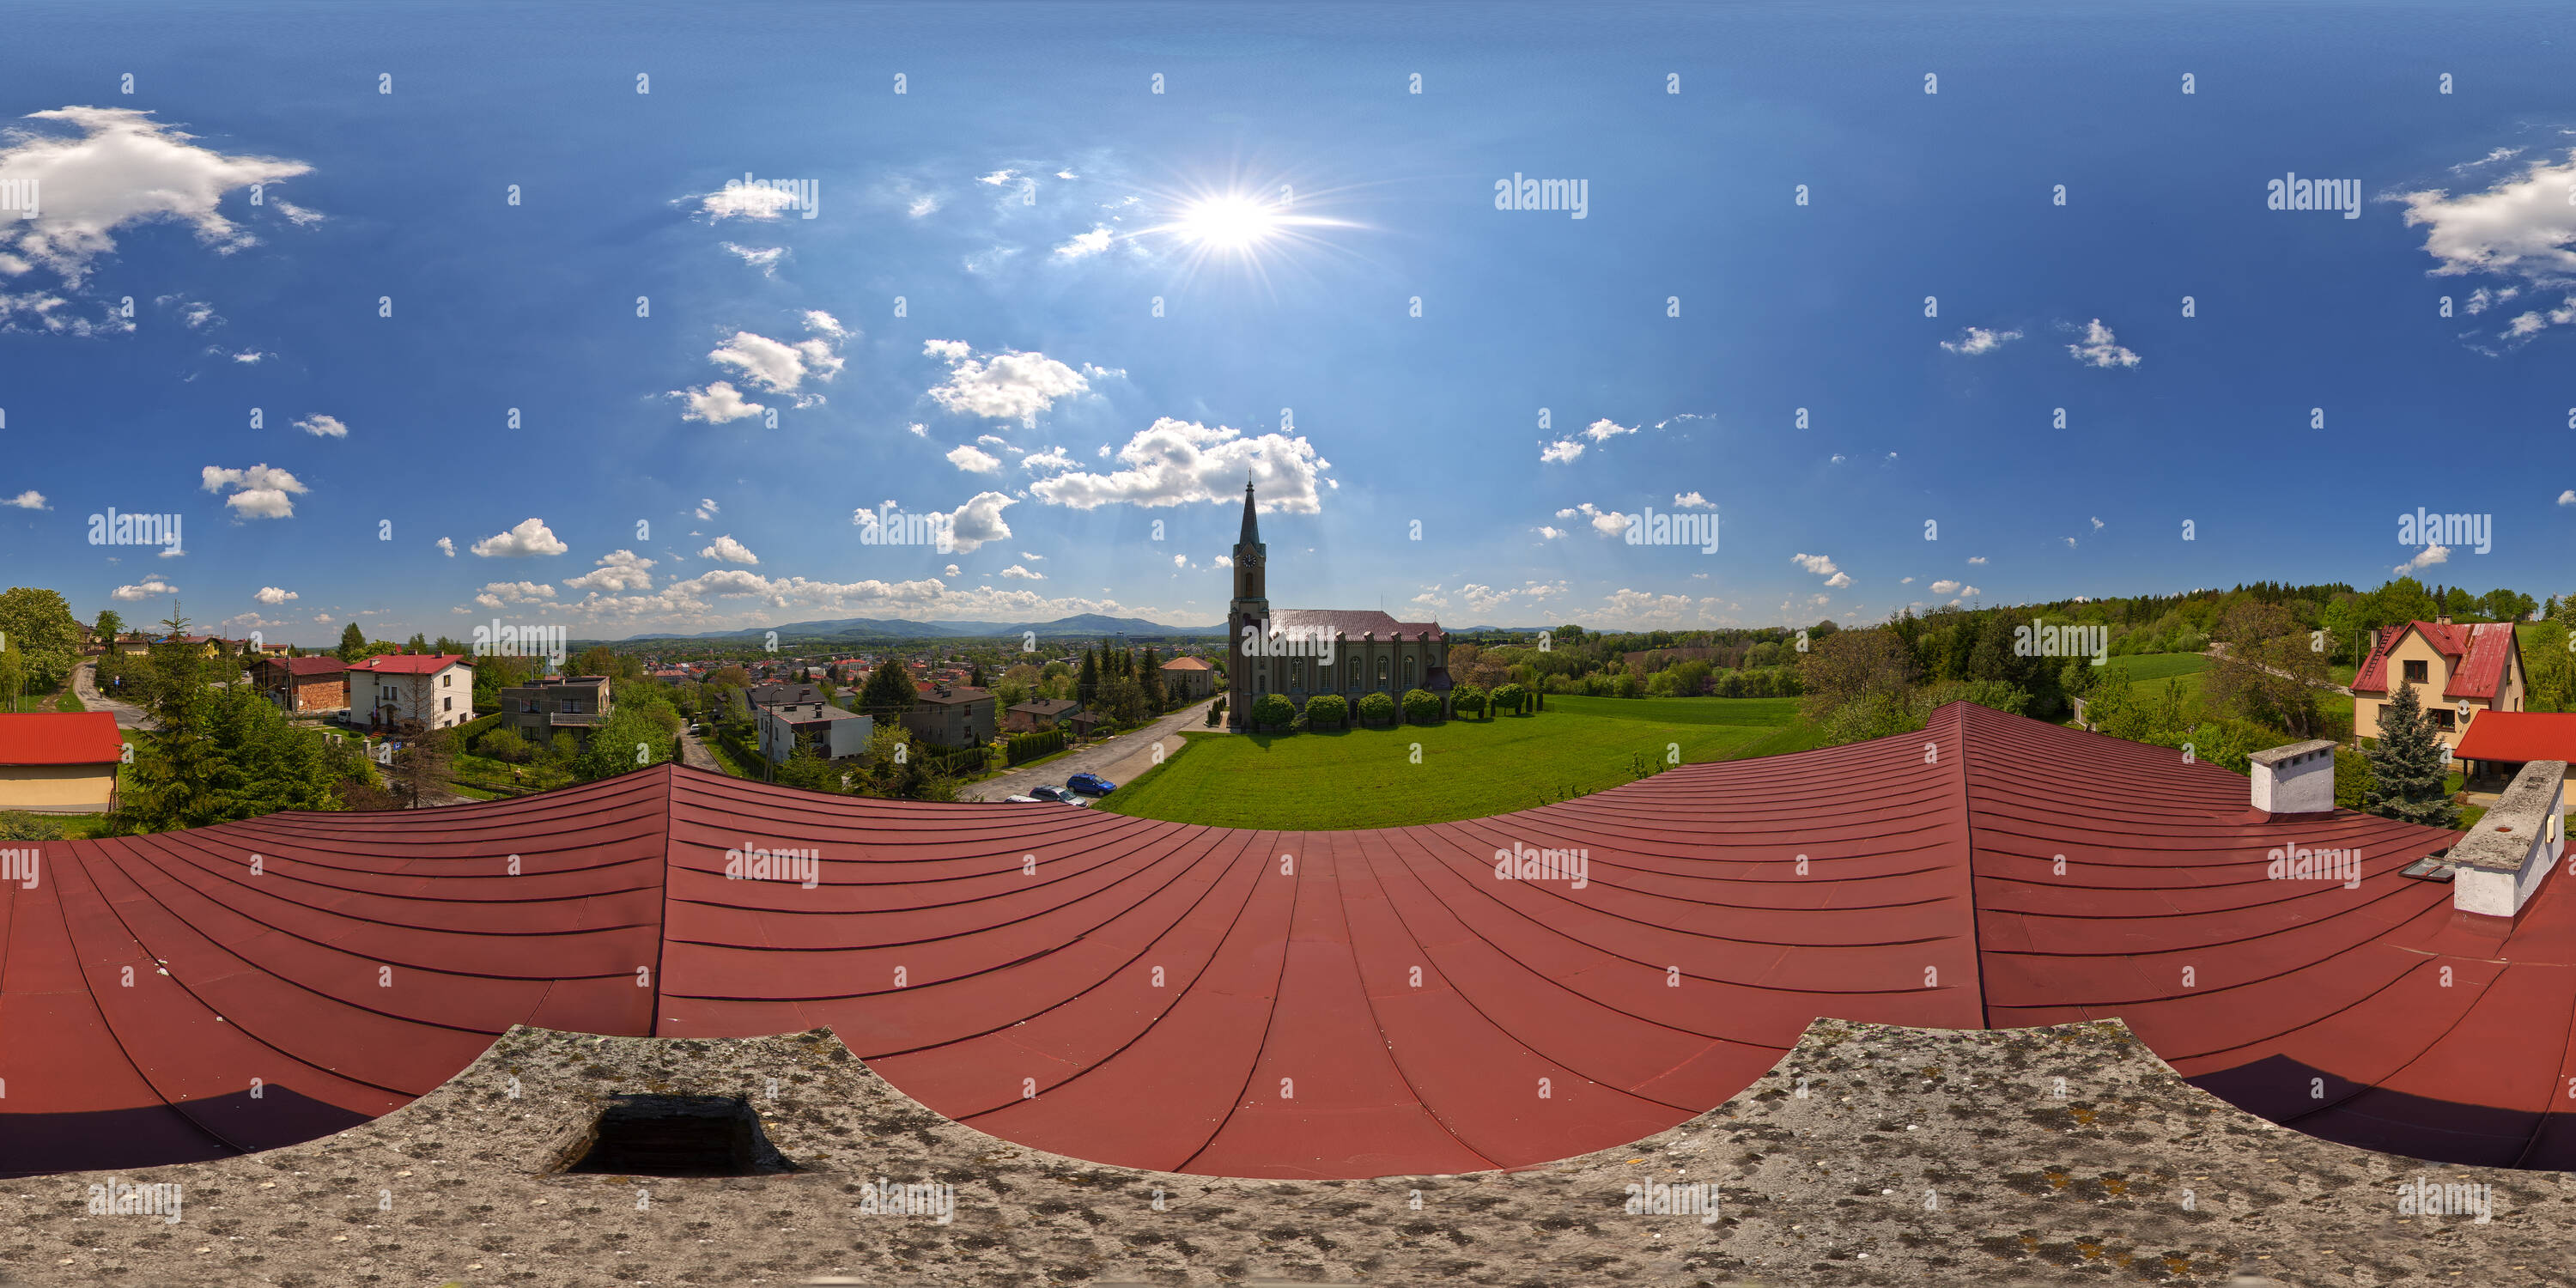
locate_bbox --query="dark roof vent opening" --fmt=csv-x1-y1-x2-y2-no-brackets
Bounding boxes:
562,1094,798,1177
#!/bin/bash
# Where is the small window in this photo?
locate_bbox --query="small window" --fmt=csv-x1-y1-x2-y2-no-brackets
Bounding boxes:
2403,659,2428,683
442,674,452,687
2433,708,2457,731
443,696,453,712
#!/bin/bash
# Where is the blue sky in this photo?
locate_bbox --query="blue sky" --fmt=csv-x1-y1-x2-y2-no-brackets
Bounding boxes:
5,1,2576,646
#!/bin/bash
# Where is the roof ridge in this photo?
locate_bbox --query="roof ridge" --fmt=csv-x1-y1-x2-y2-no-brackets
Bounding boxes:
1940,702,1993,1027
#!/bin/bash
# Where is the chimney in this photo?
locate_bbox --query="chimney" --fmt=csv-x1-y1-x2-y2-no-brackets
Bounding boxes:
2452,760,2567,918
2247,738,2336,814
2435,614,2451,625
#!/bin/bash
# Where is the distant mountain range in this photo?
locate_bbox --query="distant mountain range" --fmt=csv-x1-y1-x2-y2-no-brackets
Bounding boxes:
611,613,1227,643
604,614,1546,645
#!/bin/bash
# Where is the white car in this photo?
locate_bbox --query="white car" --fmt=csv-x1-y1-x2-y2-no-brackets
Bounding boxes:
1003,794,1044,804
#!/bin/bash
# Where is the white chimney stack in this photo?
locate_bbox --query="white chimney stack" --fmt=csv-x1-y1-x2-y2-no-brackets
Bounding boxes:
2248,739,2336,815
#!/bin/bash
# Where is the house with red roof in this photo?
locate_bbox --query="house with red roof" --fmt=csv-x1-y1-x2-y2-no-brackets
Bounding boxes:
1159,653,1216,701
2351,617,2525,758
252,655,349,713
2451,710,2576,788
345,653,474,732
0,711,124,812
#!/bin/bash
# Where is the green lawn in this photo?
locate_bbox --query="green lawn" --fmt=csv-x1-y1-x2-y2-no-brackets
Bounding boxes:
2104,652,2210,683
1099,695,1804,829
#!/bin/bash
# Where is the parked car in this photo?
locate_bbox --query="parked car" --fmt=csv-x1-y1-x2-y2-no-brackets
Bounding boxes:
1066,772,1115,796
1029,785,1072,803
1002,793,1044,804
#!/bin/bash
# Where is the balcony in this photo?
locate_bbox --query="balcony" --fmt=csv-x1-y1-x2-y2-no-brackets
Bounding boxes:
550,712,606,728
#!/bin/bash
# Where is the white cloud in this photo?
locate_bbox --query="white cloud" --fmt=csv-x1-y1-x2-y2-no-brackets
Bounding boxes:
1170,554,1188,569
1672,491,1714,509
471,517,568,557
1930,579,1961,594
1941,325,2022,355
1019,550,1045,561
0,106,314,291
1212,555,1234,568
2397,544,2451,574
908,422,929,437
722,242,784,276
670,380,766,423
199,463,307,519
696,183,799,221
111,577,177,601
253,586,297,605
292,413,346,438
1901,576,1916,585
694,498,720,520
564,549,655,592
435,536,454,557
1540,438,1586,464
945,564,962,576
1000,564,1044,580
1967,555,1987,564
2090,516,2105,530
803,309,848,339
2066,319,2140,368
946,444,1003,472
2,489,46,510
699,535,760,565
944,492,1015,553
161,297,218,328
1960,585,1981,598
976,169,1019,186
228,349,266,362
1028,417,1330,513
474,580,557,609
1559,502,1631,538
923,340,1090,423
157,544,182,558
709,328,844,395
1791,552,1840,578
1054,226,1114,258
2064,536,2078,548
1584,418,1637,443
2403,149,2576,304
1534,526,1566,540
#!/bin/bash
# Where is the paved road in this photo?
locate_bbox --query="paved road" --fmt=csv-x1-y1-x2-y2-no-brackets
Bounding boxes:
962,697,1219,802
677,724,723,772
72,660,157,730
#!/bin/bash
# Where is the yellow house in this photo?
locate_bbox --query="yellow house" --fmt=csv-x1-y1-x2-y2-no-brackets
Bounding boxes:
0,712,124,812
2350,617,2525,759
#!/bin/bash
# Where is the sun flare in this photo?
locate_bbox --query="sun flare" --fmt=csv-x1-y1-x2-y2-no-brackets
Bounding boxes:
1173,193,1281,250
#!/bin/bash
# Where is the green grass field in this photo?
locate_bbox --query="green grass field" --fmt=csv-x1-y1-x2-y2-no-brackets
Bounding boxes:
1098,695,1806,829
2105,652,2210,683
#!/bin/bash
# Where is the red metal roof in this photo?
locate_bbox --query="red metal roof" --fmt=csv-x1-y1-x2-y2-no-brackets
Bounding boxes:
0,712,124,766
2351,620,2519,700
260,656,347,677
2452,711,2576,763
345,653,471,675
1267,609,1444,641
9,703,2549,1181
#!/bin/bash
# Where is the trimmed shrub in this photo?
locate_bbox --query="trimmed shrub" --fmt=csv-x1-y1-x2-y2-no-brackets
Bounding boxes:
1492,683,1529,715
1301,693,1348,730
1401,688,1443,725
1208,696,1226,726
1451,683,1489,719
1251,692,1297,731
1006,729,1066,766
1358,690,1397,726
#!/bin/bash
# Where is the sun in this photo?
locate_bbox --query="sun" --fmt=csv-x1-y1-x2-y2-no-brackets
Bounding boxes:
1172,193,1283,251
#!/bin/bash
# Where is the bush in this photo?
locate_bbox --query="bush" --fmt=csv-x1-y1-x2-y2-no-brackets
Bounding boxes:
1401,688,1443,724
1491,683,1529,715
1358,690,1397,726
1208,696,1226,726
1006,729,1066,765
1251,692,1297,731
1452,683,1489,719
1301,693,1348,730
0,811,64,841
474,727,537,763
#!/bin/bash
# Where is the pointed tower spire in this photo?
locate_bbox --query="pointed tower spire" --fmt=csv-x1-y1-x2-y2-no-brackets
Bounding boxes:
1237,480,1261,550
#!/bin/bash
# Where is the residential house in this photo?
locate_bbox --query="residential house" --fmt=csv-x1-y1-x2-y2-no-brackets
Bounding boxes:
746,683,829,712
500,675,613,745
0,711,123,813
1004,698,1080,733
902,685,996,749
347,654,475,732
253,656,349,713
1159,655,1216,702
2350,617,2526,760
757,702,873,763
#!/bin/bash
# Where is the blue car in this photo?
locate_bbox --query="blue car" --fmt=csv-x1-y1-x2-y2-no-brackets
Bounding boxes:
1066,772,1116,796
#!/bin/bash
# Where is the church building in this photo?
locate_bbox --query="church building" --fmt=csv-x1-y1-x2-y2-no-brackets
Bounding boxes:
1226,482,1451,729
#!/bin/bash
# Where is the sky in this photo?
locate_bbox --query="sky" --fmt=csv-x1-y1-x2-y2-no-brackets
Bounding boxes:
4,1,2576,647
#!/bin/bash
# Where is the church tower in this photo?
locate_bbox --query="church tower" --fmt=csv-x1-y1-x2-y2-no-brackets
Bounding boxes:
1225,481,1267,731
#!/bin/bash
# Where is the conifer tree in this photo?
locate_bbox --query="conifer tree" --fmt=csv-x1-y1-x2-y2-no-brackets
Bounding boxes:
2364,680,2458,828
